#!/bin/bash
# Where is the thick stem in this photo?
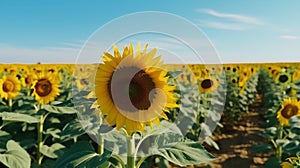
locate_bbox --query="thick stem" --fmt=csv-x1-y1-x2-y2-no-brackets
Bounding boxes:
8,99,12,112
27,88,31,96
98,135,104,155
277,125,283,162
126,135,136,168
37,115,44,165
73,137,77,143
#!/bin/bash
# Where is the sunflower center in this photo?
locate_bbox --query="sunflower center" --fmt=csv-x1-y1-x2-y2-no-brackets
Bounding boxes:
279,74,289,83
281,104,298,119
3,80,15,92
25,76,33,85
109,67,156,112
201,79,213,89
35,79,52,97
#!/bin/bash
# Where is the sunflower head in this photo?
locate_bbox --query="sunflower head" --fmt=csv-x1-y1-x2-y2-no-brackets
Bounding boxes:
281,157,299,168
94,44,179,134
76,77,89,90
0,75,21,100
276,72,291,85
32,72,60,104
198,76,219,93
277,98,300,126
238,71,250,87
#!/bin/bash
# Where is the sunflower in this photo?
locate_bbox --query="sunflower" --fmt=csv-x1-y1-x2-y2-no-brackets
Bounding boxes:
76,77,89,90
281,157,299,168
2,65,18,75
21,72,35,88
277,98,300,126
281,161,292,168
230,77,238,85
94,44,179,134
292,70,300,82
198,76,219,93
268,66,282,78
32,72,60,104
275,72,291,85
0,75,21,100
238,71,250,87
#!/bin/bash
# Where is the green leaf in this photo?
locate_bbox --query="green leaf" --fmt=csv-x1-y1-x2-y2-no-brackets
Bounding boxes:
18,138,36,150
40,159,56,168
60,120,86,142
283,140,300,153
152,134,215,167
44,128,61,139
41,143,65,159
265,156,280,168
54,141,111,168
0,131,12,152
0,112,39,123
252,144,273,153
0,140,31,168
167,70,183,79
155,156,169,168
144,120,182,137
276,139,289,147
290,116,300,134
42,104,76,114
204,136,219,150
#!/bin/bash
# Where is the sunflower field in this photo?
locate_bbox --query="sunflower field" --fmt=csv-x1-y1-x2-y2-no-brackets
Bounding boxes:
1,56,300,168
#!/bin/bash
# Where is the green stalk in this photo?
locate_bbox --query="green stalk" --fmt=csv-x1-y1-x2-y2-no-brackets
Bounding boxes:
277,125,283,162
73,137,77,143
27,88,31,96
8,98,13,111
98,135,104,155
37,115,44,165
126,135,136,168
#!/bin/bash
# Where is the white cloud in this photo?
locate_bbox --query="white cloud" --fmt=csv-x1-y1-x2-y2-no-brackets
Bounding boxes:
0,43,81,63
196,9,264,31
0,35,222,64
199,9,263,25
279,35,300,40
198,21,245,30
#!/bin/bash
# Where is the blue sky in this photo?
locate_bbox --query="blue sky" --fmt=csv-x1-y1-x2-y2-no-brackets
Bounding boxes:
1,0,300,63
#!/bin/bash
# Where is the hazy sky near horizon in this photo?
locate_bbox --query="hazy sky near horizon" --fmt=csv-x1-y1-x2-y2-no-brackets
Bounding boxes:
1,1,300,64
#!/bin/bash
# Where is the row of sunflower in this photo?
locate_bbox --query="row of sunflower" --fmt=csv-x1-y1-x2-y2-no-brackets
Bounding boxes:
0,48,228,167
222,64,260,122
164,63,260,151
0,64,91,168
0,54,261,167
1,59,300,167
254,63,300,168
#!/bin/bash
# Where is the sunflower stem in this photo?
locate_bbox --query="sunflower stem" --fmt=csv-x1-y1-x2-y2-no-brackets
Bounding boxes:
277,124,284,162
73,137,77,143
8,98,13,111
37,115,44,166
97,135,104,156
126,135,136,168
27,88,31,96
36,103,46,166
